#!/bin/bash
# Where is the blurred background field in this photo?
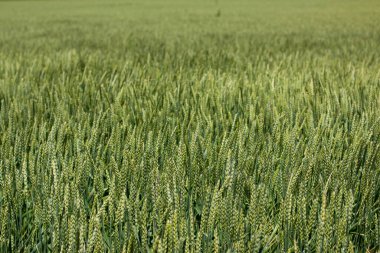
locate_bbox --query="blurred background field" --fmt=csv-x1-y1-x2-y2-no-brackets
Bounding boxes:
1,0,380,52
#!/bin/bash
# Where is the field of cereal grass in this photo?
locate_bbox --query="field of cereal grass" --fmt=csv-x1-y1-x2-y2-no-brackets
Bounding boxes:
0,0,380,252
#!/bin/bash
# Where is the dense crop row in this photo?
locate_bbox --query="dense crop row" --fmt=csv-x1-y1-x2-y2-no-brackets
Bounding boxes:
1,1,380,252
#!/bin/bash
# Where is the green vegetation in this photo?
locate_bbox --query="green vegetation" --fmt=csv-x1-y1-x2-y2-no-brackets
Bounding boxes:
1,0,380,252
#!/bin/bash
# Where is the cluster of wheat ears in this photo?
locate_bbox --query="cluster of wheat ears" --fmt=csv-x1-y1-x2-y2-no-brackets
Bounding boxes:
0,30,380,252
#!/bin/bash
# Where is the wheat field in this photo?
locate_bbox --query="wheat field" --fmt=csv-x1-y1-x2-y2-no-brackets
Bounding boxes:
0,0,380,252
